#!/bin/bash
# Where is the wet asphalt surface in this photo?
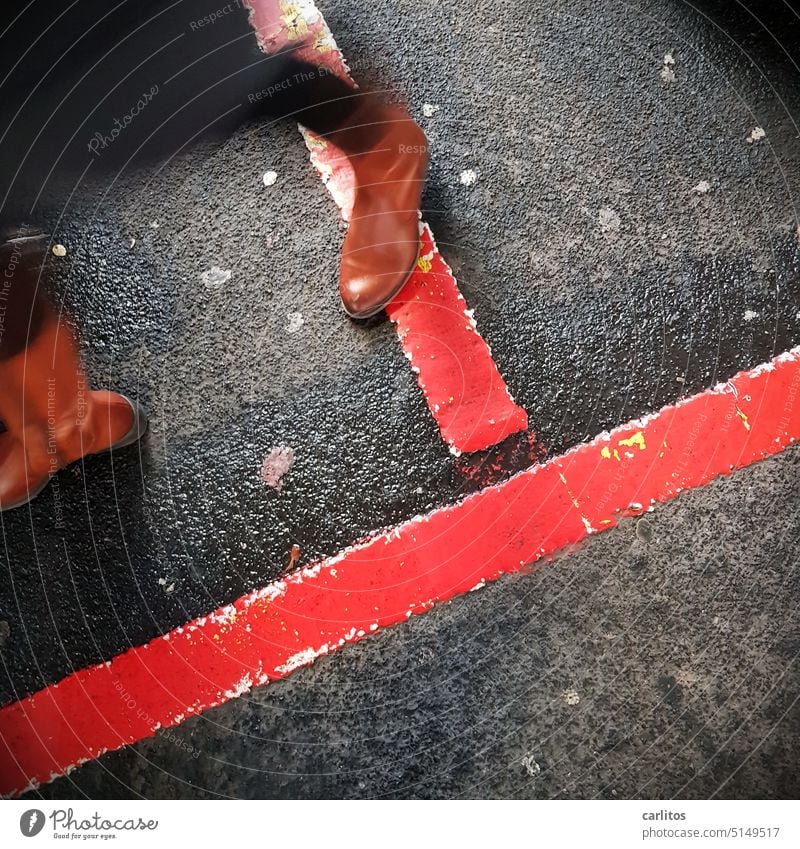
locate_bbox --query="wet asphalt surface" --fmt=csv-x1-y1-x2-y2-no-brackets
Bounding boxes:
2,0,800,798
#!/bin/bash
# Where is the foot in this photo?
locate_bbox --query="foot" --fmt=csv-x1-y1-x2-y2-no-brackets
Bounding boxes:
338,105,428,318
0,392,147,512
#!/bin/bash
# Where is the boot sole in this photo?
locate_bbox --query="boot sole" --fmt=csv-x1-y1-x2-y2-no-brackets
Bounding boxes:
0,475,52,513
0,395,149,512
97,396,149,454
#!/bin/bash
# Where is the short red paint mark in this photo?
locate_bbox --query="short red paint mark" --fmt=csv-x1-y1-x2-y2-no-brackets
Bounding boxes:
2,349,800,797
243,0,528,454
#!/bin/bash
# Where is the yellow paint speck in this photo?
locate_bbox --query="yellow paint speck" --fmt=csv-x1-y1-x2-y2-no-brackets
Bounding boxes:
619,431,646,451
736,409,751,431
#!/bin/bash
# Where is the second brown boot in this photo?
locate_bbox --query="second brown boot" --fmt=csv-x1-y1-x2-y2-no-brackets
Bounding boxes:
0,229,148,512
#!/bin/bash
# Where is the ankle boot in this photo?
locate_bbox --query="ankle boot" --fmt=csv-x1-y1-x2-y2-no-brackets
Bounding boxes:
0,229,147,511
328,102,428,318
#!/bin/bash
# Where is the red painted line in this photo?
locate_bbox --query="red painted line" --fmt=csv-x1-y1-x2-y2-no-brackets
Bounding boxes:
385,226,529,453
245,0,528,454
2,349,800,796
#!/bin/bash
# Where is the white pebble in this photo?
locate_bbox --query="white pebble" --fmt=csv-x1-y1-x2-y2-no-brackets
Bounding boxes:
743,309,759,322
260,446,296,491
263,170,278,187
522,753,542,778
422,103,440,118
746,127,766,144
52,244,67,257
691,180,712,194
598,206,621,233
460,169,477,186
661,52,676,83
200,266,232,289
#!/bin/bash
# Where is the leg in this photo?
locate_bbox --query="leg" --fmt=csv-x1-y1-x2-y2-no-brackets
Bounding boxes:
1,1,427,316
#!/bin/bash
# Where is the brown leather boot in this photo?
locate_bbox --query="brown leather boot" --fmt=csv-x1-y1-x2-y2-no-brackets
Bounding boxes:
0,230,147,512
328,102,428,318
245,51,429,318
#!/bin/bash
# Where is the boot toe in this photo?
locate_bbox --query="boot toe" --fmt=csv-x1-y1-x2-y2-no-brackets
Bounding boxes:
110,396,149,451
339,241,420,318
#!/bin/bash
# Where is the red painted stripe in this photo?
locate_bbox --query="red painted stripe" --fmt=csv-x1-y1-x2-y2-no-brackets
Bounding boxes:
2,349,799,797
245,0,528,453
385,225,529,453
